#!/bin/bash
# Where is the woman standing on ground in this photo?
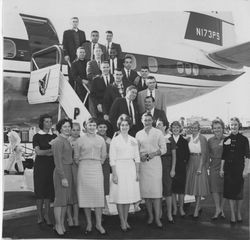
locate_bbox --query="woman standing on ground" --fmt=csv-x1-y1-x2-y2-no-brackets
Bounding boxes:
66,122,81,227
156,118,176,224
208,119,226,220
109,114,141,231
74,118,107,235
136,113,166,228
185,121,210,218
51,118,77,236
33,114,57,225
170,121,190,218
220,117,250,224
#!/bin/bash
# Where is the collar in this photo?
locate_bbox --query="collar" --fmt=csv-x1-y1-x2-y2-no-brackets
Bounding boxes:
72,28,78,32
173,135,180,142
38,130,53,135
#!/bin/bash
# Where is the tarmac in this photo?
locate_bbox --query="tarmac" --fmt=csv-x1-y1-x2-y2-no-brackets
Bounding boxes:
2,175,250,239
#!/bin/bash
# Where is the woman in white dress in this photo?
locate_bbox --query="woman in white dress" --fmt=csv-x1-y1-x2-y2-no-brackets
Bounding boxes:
136,113,166,228
109,114,141,232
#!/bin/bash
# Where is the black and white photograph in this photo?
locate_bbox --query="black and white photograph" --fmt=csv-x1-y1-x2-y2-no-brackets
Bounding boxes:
1,0,250,239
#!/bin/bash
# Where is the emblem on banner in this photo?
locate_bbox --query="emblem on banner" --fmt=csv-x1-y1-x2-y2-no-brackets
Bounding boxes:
39,70,50,95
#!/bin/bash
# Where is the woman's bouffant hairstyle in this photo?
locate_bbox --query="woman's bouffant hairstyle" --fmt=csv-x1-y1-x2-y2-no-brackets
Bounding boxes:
83,117,98,128
117,114,132,129
190,121,200,130
39,114,52,130
156,117,169,130
230,117,242,130
170,121,182,132
56,118,73,133
211,118,225,130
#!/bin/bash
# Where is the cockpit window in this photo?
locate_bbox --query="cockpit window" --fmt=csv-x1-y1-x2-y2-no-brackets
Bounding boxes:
4,39,16,58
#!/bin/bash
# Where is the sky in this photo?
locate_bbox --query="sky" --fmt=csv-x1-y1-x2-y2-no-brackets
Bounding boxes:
1,0,250,124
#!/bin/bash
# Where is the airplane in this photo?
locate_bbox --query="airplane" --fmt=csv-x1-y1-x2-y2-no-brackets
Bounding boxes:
3,8,250,129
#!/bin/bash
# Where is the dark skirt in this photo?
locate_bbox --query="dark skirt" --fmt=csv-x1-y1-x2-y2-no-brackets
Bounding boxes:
161,155,172,197
33,156,55,201
172,164,186,194
102,158,110,196
223,162,244,200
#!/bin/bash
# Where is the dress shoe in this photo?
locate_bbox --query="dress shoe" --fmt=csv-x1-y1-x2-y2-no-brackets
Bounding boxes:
237,219,243,223
230,220,237,225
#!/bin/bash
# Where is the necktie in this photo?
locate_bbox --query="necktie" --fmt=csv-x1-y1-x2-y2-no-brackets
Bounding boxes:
150,90,153,97
97,61,101,69
129,102,136,125
127,70,130,79
92,43,96,60
106,76,109,85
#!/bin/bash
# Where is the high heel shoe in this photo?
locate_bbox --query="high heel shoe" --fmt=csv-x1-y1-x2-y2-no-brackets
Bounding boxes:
53,227,64,236
168,219,175,224
193,208,202,219
84,229,92,235
211,212,222,221
44,217,53,227
120,226,128,232
95,226,107,235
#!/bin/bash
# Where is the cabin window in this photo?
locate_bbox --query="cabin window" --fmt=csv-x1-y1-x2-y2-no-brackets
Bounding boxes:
4,39,16,58
192,64,199,76
148,57,158,72
177,62,184,74
184,63,192,75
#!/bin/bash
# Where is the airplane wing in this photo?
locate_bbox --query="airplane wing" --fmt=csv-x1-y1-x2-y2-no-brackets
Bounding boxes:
208,41,250,69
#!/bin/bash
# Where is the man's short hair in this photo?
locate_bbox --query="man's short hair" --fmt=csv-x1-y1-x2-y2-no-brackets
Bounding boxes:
106,30,113,34
77,46,85,52
145,96,155,102
146,76,156,81
141,65,149,70
71,17,79,21
126,85,137,94
91,30,99,34
101,61,110,66
114,68,122,73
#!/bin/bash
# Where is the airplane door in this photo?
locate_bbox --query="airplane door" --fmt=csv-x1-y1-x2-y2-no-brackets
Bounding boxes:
20,14,59,54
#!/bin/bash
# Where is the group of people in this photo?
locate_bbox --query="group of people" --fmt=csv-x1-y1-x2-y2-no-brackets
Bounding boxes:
30,16,250,237
33,111,249,237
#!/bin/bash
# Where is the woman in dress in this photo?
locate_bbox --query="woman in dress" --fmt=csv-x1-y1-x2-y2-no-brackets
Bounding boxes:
185,121,210,218
32,114,57,225
170,121,190,217
109,114,141,231
51,118,77,236
156,118,176,224
220,117,250,224
74,118,107,235
97,119,112,214
208,119,226,220
136,113,166,228
67,122,81,227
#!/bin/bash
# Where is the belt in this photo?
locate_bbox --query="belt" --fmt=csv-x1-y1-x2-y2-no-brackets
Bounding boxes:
190,153,202,156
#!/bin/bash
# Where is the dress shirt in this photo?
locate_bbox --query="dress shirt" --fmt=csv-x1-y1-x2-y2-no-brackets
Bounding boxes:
173,135,180,143
189,134,201,153
102,74,110,86
147,89,155,99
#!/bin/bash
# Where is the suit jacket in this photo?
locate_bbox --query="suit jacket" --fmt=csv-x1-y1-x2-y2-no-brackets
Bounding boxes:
152,108,168,127
105,42,122,59
137,89,167,114
86,60,102,82
122,68,138,85
62,29,86,62
109,97,140,135
91,75,114,106
109,58,124,75
71,59,88,102
103,80,131,115
135,76,148,92
82,42,108,61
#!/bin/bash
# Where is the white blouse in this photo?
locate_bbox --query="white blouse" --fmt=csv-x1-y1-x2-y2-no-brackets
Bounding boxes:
109,134,140,166
188,134,201,153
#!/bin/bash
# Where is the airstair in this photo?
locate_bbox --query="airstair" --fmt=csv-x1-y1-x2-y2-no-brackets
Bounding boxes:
27,45,91,127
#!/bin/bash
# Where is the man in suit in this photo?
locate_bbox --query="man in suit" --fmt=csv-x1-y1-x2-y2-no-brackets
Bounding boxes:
82,30,107,61
71,47,89,103
63,17,86,63
103,68,131,121
62,17,86,87
135,66,150,92
122,55,139,85
86,46,103,82
137,76,167,114
109,48,123,75
144,96,169,127
91,61,114,118
109,85,140,137
105,30,122,59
